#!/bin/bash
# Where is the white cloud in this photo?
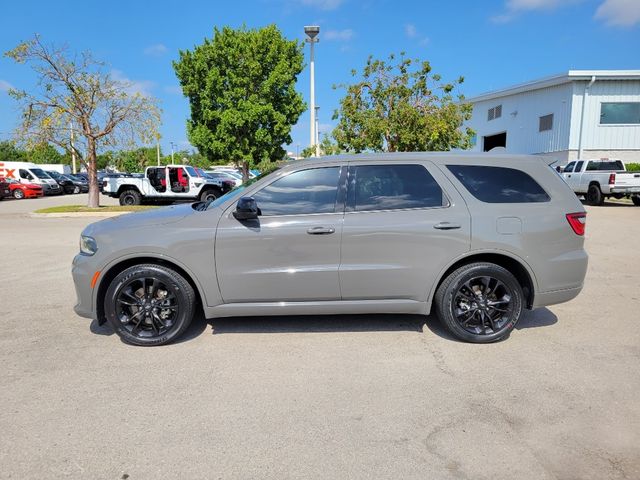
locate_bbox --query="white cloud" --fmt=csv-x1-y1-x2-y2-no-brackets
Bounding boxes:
111,70,155,97
404,24,429,46
491,0,582,22
324,28,354,41
298,0,343,10
405,23,418,38
164,85,183,95
0,79,14,92
595,0,640,26
143,43,168,56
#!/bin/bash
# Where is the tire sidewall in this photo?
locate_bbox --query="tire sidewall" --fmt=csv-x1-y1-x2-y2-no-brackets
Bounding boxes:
437,264,523,343
13,189,24,199
104,265,194,346
587,185,602,205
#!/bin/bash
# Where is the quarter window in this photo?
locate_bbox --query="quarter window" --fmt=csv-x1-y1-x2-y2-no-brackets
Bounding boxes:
447,165,550,203
600,102,640,125
253,167,340,216
349,164,446,212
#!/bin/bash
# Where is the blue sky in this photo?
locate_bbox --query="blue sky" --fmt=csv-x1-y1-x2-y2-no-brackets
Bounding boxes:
1,0,639,156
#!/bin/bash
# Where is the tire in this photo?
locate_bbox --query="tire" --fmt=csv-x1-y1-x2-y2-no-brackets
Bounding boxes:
119,189,142,206
13,189,25,200
103,264,196,346
632,195,640,207
199,188,220,203
434,262,524,343
587,184,604,206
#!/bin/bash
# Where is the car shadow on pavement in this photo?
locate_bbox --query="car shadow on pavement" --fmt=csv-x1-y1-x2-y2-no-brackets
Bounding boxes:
209,313,426,334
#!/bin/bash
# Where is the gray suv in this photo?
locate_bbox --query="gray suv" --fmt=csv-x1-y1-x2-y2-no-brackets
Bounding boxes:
72,153,588,346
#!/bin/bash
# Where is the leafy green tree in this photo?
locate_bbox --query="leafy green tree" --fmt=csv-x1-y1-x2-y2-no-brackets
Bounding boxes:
332,53,474,153
301,134,342,158
27,143,64,164
174,25,306,181
5,36,161,207
0,141,27,162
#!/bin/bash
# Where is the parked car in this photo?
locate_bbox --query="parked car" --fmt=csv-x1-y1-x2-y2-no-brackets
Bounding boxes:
46,170,81,194
73,153,588,346
203,170,242,187
0,177,11,200
0,161,62,195
102,164,231,205
68,174,90,193
7,178,44,199
562,159,640,205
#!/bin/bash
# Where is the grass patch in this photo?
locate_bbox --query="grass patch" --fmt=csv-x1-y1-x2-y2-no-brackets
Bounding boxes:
34,205,158,214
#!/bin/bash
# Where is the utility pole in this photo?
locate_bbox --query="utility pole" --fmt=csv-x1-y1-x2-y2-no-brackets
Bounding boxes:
70,120,77,174
170,141,176,164
156,141,161,166
304,26,320,156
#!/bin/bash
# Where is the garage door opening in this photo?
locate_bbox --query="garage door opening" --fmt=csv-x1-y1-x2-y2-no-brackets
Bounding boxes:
483,132,507,152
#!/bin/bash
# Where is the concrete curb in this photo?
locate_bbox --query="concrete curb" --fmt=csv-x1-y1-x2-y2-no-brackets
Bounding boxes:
29,211,130,218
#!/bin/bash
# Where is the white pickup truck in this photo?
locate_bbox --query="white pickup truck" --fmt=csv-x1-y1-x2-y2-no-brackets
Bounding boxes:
103,165,232,205
562,159,640,206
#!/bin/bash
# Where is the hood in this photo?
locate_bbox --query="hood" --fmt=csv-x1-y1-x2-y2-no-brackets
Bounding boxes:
84,203,195,237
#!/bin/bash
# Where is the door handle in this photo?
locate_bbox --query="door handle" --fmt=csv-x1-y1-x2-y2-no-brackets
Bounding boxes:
434,222,461,230
307,226,335,235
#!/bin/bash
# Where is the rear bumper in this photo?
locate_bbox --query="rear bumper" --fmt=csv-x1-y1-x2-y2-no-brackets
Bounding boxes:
532,285,583,308
610,186,640,194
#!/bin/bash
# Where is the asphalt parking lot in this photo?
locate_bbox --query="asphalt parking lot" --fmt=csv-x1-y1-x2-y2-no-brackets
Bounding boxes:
0,194,639,480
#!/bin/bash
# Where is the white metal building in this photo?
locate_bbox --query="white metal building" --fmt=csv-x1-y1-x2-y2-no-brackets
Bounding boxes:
464,70,640,164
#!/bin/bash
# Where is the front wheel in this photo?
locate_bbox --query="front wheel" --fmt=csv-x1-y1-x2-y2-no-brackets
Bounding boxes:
632,195,640,206
434,262,524,343
104,264,196,346
73,185,80,194
119,189,141,206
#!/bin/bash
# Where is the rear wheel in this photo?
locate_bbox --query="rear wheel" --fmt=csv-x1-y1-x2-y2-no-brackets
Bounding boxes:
73,185,80,194
199,188,220,203
587,184,604,206
632,195,640,206
104,264,196,346
13,189,25,200
435,262,524,343
119,189,141,206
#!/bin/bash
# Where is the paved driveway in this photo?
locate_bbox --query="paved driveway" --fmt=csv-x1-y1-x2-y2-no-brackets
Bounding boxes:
0,194,638,479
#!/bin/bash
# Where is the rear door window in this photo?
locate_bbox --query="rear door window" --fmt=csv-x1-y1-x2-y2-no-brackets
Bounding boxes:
348,164,446,212
574,161,584,172
446,165,550,203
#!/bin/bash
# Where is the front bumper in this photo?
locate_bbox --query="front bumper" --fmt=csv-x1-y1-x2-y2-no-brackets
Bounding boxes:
72,253,97,319
43,183,63,195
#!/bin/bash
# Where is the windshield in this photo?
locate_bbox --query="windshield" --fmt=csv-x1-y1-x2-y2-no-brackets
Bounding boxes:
185,166,198,177
31,168,52,179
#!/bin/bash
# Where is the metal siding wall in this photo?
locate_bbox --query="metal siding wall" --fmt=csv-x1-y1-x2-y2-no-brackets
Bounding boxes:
465,84,573,154
570,80,640,150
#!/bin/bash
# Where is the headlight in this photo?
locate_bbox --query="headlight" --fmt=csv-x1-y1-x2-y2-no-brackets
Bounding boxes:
79,235,98,256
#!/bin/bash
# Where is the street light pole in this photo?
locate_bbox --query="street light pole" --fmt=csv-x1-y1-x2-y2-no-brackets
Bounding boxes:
315,105,320,156
170,142,176,164
304,26,320,156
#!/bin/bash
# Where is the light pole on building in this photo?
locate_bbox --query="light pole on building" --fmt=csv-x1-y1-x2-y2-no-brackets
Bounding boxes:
304,25,319,156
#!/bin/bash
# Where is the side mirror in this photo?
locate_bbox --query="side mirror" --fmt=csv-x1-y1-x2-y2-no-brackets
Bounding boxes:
233,196,260,220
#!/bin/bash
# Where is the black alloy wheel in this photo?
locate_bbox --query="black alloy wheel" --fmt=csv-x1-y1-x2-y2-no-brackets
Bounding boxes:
452,276,514,336
104,264,195,346
435,262,523,343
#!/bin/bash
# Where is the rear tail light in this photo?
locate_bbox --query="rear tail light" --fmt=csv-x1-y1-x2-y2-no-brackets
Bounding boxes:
566,212,586,236
608,173,615,185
